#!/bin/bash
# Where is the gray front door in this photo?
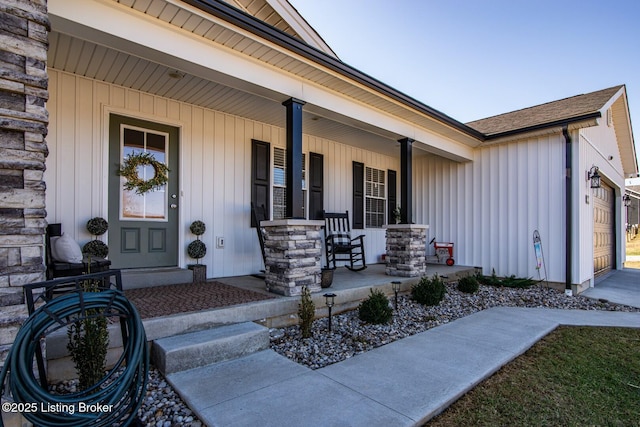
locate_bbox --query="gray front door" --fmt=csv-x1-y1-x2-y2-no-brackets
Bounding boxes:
108,114,179,269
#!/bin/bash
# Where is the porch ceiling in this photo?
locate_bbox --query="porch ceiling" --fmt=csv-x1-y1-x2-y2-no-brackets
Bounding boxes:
48,0,477,160
49,30,405,157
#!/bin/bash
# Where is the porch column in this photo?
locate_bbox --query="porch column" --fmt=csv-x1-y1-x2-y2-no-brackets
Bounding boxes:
282,98,305,219
399,137,414,224
261,219,324,296
385,224,428,277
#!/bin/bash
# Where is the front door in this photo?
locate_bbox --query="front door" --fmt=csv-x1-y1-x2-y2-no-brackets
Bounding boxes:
108,114,179,268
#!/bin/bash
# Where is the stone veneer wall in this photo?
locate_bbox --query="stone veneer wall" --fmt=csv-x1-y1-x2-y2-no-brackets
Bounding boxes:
385,224,428,277
262,220,324,296
0,0,50,366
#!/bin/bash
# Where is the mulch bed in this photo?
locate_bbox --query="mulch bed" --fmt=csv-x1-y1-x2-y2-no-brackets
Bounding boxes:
124,281,275,319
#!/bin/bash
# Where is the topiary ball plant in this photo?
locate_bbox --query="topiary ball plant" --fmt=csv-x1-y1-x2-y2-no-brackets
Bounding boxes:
190,220,206,236
411,274,446,306
83,240,109,258
457,275,479,294
86,217,108,236
187,239,207,261
358,289,393,324
188,221,207,264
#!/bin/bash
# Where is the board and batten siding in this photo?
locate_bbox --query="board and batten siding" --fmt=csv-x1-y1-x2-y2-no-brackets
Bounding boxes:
45,69,397,278
414,134,567,283
576,123,626,285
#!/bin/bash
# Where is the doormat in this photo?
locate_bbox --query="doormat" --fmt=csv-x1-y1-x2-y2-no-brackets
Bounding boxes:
124,281,275,319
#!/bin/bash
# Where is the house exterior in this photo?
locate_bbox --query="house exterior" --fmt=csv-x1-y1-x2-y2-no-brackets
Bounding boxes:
0,0,637,301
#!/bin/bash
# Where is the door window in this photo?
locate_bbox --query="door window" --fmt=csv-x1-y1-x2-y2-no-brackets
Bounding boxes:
120,125,169,221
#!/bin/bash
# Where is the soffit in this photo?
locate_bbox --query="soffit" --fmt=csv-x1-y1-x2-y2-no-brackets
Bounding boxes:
107,0,482,149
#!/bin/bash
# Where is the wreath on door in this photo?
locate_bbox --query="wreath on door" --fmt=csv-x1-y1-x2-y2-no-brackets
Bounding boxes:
118,152,170,195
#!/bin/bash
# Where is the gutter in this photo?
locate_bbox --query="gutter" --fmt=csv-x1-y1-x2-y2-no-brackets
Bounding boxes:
562,125,573,295
182,0,485,141
482,112,602,140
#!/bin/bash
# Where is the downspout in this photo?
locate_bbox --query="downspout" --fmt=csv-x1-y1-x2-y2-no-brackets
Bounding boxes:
563,125,573,295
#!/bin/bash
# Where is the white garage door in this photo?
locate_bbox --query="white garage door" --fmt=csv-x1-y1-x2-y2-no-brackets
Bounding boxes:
593,181,615,277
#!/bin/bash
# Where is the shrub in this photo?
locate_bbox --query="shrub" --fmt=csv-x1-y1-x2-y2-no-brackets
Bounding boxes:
298,286,315,338
190,220,206,236
411,274,446,306
83,240,109,258
476,269,535,288
358,289,393,324
457,275,479,294
187,239,207,260
86,217,108,236
67,280,109,390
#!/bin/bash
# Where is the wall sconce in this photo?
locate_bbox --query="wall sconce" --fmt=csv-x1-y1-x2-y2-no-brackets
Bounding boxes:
587,166,601,189
623,194,631,207
323,293,336,333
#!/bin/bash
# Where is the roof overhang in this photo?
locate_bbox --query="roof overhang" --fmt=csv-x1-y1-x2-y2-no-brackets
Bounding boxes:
48,0,481,162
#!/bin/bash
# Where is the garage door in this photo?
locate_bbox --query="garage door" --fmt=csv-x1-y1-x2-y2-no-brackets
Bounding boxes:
593,181,615,276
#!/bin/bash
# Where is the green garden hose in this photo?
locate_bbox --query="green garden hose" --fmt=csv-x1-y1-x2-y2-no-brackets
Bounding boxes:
0,289,148,426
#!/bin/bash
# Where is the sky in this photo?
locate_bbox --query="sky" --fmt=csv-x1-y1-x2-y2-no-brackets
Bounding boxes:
288,0,640,171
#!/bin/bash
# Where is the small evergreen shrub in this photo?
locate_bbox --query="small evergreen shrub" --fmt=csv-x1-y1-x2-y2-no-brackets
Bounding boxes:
67,280,109,390
358,289,393,324
476,269,535,288
411,274,446,306
83,239,109,258
457,275,479,294
298,286,315,338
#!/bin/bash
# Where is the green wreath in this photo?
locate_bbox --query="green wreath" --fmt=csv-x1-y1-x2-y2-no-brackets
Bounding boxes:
118,152,169,195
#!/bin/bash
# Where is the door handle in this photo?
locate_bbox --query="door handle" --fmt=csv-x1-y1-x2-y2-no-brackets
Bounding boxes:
170,204,178,209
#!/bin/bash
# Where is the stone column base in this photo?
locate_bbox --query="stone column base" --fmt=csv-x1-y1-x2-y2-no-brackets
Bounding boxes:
385,224,429,277
262,219,324,296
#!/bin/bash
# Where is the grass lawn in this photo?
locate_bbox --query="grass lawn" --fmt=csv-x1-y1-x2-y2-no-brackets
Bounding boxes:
426,326,640,426
627,234,640,256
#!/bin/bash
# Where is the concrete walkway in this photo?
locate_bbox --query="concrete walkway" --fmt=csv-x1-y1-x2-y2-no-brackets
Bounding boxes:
583,268,640,308
166,306,640,426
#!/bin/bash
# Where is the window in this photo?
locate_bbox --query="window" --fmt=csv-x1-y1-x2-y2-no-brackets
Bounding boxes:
273,147,306,219
365,166,385,227
120,125,169,221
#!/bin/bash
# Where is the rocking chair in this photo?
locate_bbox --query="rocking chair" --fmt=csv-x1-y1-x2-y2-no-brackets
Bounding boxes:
323,210,366,271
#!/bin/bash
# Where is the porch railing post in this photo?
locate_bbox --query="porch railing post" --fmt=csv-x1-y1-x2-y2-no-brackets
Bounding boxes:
283,98,306,219
398,137,414,224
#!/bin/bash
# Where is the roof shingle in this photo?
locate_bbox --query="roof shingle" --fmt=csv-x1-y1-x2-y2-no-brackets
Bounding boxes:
466,85,623,136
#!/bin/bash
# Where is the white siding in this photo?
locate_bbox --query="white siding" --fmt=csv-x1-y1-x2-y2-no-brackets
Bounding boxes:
576,123,626,285
45,69,397,278
414,134,567,283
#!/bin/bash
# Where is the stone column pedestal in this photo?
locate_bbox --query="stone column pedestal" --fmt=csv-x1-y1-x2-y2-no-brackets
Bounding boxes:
385,224,429,277
261,219,324,296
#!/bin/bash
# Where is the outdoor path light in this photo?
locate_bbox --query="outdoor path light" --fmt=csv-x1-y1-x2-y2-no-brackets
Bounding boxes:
392,281,401,310
324,293,336,332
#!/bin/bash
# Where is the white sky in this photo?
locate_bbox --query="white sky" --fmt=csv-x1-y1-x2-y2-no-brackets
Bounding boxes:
289,0,640,170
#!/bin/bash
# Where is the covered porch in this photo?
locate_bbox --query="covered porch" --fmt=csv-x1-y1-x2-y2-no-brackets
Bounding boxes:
45,0,481,282
132,263,477,339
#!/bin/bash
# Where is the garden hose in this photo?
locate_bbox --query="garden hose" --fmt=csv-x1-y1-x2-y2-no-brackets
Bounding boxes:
0,289,148,427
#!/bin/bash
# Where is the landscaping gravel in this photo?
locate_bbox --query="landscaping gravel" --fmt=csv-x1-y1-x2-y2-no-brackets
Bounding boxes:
270,283,640,370
51,282,639,426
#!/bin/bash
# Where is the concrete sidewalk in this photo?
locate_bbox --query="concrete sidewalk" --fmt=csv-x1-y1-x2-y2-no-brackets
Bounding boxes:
582,268,640,308
166,307,640,427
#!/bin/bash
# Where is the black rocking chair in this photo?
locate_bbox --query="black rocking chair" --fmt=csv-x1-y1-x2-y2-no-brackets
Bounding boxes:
323,210,366,271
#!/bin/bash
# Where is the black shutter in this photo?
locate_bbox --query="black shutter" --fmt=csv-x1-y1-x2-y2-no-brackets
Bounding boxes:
353,161,364,229
309,152,324,220
251,139,270,227
388,169,397,224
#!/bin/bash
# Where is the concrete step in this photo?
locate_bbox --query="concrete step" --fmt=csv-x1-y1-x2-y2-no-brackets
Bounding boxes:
152,322,269,375
121,267,193,290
